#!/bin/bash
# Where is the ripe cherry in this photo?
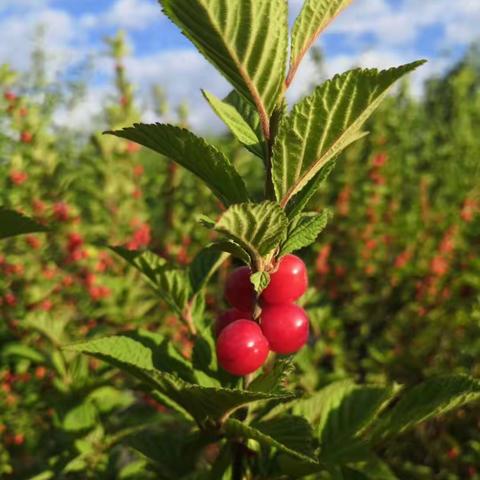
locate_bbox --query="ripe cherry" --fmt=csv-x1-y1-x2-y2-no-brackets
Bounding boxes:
20,131,33,143
216,320,269,376
260,304,309,354
4,91,16,102
215,308,252,337
261,254,308,305
224,266,255,311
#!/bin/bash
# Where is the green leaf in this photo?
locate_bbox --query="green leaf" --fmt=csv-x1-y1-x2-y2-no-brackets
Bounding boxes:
203,90,264,158
159,0,288,131
87,386,134,413
273,61,426,207
288,0,353,86
225,416,318,463
126,428,200,478
225,90,262,140
1,343,46,363
213,201,288,266
110,247,166,285
285,160,336,218
63,401,97,432
192,331,221,387
189,246,227,295
249,358,294,394
111,248,191,313
67,333,292,426
250,271,270,294
66,330,196,383
293,380,395,463
371,374,480,441
351,454,399,480
0,208,48,240
209,239,251,264
107,124,249,206
279,210,331,255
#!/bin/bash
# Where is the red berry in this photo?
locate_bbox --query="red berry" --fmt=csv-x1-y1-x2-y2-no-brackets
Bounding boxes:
261,254,308,305
215,308,252,337
260,304,309,354
26,235,41,249
127,142,141,154
53,202,70,222
9,170,28,185
20,131,32,143
216,320,269,376
4,91,16,102
224,266,255,311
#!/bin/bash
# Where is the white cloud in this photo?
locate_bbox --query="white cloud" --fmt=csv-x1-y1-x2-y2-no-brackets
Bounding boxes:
54,86,108,131
81,0,162,31
125,49,229,132
0,8,84,80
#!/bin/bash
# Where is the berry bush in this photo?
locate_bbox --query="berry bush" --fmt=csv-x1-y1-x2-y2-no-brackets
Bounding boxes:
1,1,480,479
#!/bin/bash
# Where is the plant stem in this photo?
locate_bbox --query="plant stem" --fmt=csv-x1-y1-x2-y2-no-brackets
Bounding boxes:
232,442,244,480
264,107,283,201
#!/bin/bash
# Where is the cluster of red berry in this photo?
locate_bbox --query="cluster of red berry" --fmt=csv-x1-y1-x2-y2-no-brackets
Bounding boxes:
215,254,309,376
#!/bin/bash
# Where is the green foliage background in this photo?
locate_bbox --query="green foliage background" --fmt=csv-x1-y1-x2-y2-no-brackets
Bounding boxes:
0,16,480,480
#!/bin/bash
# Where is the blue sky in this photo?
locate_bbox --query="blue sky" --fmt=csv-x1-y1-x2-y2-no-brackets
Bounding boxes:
0,0,478,130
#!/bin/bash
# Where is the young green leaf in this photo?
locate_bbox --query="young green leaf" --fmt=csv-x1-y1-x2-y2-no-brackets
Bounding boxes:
189,246,228,295
370,374,480,441
111,247,191,313
273,61,426,208
209,239,252,265
249,358,294,394
0,208,48,240
279,210,331,255
250,271,270,294
213,201,288,267
63,402,97,432
224,90,262,139
287,0,353,87
349,454,399,480
159,0,288,138
107,124,249,207
225,416,318,463
202,90,265,158
286,160,336,218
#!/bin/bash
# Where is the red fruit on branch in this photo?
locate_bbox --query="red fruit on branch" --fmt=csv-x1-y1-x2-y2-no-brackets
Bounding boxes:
260,304,309,354
4,292,17,307
34,366,47,380
127,142,141,154
88,285,111,301
127,222,151,250
67,232,84,254
32,199,46,216
216,320,269,376
9,170,28,185
20,131,33,143
12,433,25,446
4,91,16,102
53,202,70,222
25,235,41,249
133,163,144,176
215,308,252,337
261,254,308,305
224,266,255,311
